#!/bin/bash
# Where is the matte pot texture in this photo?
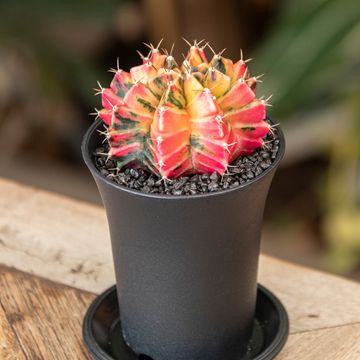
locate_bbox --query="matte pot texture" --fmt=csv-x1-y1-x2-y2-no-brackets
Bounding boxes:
82,119,285,360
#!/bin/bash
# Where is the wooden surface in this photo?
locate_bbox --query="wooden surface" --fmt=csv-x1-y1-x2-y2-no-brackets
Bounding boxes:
0,178,113,293
0,265,94,360
0,177,360,359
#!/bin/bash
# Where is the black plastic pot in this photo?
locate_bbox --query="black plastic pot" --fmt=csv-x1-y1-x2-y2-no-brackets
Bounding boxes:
82,119,285,360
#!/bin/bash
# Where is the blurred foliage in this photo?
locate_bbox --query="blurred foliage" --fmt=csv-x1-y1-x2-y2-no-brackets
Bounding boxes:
253,0,360,119
323,95,360,273
0,0,140,160
0,0,119,105
253,0,360,272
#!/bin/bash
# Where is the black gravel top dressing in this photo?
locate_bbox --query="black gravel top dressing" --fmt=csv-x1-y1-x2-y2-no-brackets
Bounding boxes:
93,128,280,196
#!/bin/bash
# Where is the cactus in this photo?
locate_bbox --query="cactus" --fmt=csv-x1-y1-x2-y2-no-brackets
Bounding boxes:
95,40,271,179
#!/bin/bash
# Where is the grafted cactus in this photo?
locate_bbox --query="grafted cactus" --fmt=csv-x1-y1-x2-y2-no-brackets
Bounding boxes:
95,41,271,179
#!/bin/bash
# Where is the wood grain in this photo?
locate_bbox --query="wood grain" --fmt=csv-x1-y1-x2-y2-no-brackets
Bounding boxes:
0,178,114,293
1,265,359,360
1,178,360,335
258,256,360,333
278,323,360,360
0,265,95,360
0,298,27,360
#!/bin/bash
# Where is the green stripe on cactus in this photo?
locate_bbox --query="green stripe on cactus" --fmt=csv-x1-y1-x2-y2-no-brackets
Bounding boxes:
113,83,126,98
153,77,164,88
112,118,137,130
166,91,184,109
116,156,140,169
190,136,205,151
137,98,156,112
212,57,226,74
149,90,162,101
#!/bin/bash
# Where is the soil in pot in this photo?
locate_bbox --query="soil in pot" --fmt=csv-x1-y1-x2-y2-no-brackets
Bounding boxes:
93,122,280,196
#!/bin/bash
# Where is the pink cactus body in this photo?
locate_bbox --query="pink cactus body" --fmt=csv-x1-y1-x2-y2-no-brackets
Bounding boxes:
97,42,270,179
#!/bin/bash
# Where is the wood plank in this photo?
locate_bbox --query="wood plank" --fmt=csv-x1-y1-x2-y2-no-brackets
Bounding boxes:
278,323,360,360
0,178,360,336
1,265,359,360
0,299,27,360
0,178,114,293
258,257,360,333
0,265,95,360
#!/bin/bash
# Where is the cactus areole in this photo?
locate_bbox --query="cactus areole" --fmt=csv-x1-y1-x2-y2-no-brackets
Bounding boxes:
95,41,271,180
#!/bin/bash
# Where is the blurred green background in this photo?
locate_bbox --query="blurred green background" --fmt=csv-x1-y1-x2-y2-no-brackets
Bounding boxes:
0,0,359,278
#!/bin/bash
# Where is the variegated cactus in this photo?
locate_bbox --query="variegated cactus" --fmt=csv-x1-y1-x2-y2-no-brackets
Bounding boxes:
95,40,271,179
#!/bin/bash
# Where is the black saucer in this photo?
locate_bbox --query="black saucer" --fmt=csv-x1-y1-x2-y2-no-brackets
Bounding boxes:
83,284,289,360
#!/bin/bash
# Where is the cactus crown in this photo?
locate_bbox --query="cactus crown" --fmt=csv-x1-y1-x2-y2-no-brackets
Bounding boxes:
94,40,271,179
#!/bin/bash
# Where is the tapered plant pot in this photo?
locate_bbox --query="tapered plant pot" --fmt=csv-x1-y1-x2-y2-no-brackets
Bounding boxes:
82,119,285,360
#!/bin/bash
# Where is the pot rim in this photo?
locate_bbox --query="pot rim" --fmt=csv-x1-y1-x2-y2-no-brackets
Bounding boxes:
82,118,285,200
